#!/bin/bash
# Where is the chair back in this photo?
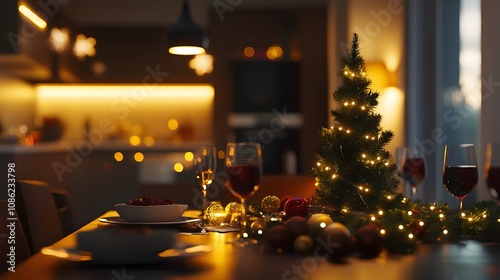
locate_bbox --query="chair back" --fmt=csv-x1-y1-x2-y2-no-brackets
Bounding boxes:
16,180,64,254
0,200,31,272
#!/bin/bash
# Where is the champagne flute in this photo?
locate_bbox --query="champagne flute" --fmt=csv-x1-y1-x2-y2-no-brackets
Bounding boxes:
194,145,216,234
485,143,500,205
225,142,262,246
442,144,478,211
396,147,426,201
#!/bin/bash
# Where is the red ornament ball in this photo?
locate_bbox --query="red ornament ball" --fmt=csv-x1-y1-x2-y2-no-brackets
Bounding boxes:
266,225,292,253
279,195,293,212
355,224,383,259
284,197,310,218
321,222,353,262
285,216,310,239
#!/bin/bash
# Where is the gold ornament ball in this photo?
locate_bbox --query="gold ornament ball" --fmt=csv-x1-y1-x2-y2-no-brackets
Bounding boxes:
261,195,281,213
293,235,314,254
307,213,333,238
206,203,227,226
250,219,266,235
225,202,243,215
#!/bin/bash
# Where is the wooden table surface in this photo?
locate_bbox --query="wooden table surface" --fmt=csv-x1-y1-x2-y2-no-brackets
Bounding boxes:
1,210,499,280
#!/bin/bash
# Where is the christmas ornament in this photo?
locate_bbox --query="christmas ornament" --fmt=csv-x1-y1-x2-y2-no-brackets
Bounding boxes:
261,195,281,213
307,213,333,238
293,235,314,254
279,195,292,212
355,224,383,259
285,216,310,239
250,220,266,236
284,197,309,218
206,203,227,226
321,222,353,262
225,202,243,216
266,225,292,253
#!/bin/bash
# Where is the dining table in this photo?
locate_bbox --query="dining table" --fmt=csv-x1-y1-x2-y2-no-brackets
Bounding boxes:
1,209,499,280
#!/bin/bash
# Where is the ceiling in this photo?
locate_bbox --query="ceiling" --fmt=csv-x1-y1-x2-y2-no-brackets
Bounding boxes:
59,0,327,28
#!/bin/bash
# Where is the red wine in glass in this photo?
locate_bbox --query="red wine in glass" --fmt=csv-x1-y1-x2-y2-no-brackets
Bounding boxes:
485,167,500,203
396,147,426,200
226,164,260,199
443,165,478,199
401,158,426,187
442,144,478,211
225,142,262,246
485,144,500,205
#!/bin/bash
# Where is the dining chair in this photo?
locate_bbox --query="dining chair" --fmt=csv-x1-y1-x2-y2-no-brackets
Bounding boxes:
16,180,65,255
0,199,31,272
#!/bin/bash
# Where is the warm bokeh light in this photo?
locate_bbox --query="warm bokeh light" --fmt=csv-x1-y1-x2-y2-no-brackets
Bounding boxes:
134,152,144,162
243,46,255,58
168,119,179,130
18,4,47,29
173,163,184,172
189,54,214,76
266,45,283,60
184,151,194,161
217,150,225,159
290,50,301,61
143,136,154,147
73,34,96,60
35,84,214,141
114,152,124,162
49,28,70,53
129,135,141,146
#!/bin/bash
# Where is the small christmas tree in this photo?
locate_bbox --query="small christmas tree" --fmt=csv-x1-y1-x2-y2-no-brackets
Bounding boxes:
313,34,403,211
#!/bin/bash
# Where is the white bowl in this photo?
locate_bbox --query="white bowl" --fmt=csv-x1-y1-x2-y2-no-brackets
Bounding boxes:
115,203,188,222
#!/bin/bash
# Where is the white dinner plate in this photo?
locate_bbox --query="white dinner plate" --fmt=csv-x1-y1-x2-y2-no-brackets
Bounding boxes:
41,243,212,264
98,216,200,225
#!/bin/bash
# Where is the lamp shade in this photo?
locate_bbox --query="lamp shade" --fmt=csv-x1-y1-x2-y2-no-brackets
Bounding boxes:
167,0,208,55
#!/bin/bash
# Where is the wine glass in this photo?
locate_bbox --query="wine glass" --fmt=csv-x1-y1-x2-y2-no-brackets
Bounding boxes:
225,142,262,246
194,145,216,234
485,143,500,205
396,147,426,201
442,144,478,210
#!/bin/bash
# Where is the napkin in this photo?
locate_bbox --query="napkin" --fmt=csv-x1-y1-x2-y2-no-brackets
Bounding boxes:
77,227,176,264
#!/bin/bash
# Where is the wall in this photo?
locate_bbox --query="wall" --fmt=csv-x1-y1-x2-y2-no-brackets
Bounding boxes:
0,75,36,139
480,0,500,202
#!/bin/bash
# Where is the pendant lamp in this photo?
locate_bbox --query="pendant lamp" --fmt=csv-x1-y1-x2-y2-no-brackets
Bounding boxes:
167,0,208,55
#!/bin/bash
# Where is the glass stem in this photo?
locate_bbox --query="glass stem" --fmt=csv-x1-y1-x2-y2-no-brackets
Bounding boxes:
412,187,417,201
240,198,247,236
458,198,463,211
201,185,207,233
